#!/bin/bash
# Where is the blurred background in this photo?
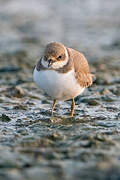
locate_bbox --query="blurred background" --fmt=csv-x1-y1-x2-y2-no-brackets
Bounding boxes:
0,0,120,180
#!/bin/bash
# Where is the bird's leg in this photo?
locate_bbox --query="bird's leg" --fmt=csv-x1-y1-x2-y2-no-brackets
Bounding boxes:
51,99,56,115
71,97,75,117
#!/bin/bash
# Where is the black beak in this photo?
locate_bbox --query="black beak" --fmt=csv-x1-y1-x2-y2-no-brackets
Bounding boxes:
48,59,53,67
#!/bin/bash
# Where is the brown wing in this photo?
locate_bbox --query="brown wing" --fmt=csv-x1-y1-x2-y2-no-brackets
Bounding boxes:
67,48,93,88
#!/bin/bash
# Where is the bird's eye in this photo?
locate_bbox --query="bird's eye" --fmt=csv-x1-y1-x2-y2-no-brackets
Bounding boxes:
57,55,62,60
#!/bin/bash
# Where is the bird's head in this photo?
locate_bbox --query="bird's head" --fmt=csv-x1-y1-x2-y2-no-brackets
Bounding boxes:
41,42,69,69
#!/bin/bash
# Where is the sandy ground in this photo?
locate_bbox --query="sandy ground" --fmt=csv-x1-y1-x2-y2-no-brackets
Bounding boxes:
0,0,120,179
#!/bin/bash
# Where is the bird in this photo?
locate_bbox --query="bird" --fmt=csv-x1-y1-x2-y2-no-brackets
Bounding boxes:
33,42,93,117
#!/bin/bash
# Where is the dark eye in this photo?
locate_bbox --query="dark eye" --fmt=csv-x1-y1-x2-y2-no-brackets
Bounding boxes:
57,55,62,60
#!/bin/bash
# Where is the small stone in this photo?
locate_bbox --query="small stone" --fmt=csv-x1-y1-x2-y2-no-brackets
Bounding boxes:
8,86,24,98
88,100,100,106
80,97,100,106
110,86,120,96
100,88,112,95
102,95,115,102
13,105,28,110
0,114,11,122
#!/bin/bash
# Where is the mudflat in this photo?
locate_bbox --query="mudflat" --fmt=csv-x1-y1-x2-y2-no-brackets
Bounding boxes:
0,1,120,179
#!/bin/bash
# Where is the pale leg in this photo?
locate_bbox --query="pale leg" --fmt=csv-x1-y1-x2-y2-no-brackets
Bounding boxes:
71,97,75,117
51,99,56,115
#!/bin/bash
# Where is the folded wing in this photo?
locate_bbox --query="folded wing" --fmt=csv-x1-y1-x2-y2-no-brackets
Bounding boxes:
67,48,94,88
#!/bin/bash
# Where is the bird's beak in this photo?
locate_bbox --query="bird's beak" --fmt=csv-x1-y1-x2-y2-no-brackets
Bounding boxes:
48,59,53,67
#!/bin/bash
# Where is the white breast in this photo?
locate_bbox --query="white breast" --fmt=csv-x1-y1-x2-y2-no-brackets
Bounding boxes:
33,68,85,101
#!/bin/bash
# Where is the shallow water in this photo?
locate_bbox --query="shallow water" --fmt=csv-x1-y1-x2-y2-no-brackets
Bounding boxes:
0,0,120,180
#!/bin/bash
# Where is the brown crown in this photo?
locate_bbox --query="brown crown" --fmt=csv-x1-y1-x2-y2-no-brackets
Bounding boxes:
44,42,66,59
